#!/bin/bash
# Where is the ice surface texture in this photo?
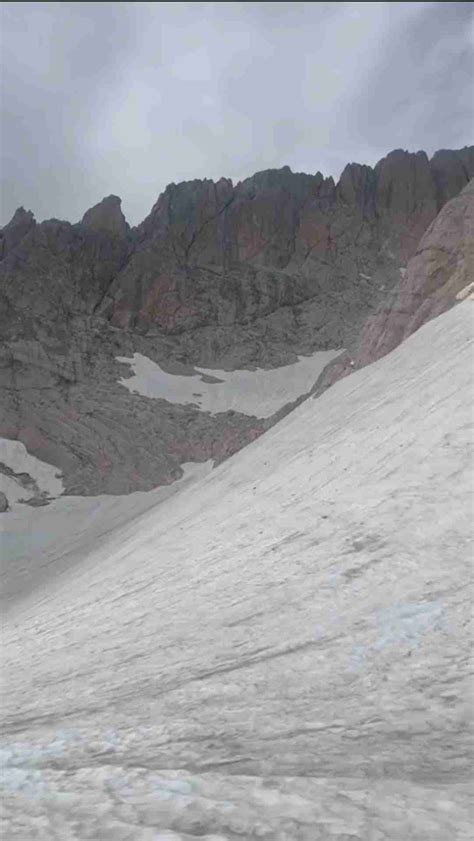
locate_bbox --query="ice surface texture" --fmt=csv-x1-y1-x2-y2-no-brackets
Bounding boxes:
1,303,473,839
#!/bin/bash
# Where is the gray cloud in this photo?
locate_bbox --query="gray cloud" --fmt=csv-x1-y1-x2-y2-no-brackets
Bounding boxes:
1,1,472,228
348,2,474,151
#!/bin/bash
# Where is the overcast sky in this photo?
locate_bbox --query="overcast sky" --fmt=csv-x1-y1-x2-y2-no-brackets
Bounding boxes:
1,1,472,227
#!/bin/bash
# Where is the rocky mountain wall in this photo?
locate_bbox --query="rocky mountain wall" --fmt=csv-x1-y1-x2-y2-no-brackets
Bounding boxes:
1,146,472,495
314,177,474,394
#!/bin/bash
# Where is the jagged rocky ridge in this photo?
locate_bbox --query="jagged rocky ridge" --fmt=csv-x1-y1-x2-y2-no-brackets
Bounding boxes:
0,146,473,495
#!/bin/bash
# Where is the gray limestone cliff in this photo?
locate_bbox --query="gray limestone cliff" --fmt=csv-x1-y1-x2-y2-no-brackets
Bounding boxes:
1,146,472,495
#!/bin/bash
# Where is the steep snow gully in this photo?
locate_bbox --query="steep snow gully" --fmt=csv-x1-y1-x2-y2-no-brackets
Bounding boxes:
1,302,473,840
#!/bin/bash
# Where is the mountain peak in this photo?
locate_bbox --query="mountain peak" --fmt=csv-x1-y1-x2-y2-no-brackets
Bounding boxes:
4,206,35,229
0,206,36,259
81,195,128,237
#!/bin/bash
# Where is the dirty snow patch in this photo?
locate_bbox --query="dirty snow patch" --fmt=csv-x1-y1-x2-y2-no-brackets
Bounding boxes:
116,350,341,418
0,439,64,505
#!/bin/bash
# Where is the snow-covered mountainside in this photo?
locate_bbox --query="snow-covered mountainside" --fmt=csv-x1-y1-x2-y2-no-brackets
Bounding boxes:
1,301,473,840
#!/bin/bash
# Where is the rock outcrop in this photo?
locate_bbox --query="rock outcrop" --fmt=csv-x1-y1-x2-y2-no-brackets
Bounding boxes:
0,218,131,344
1,146,472,495
81,194,129,239
0,491,8,512
0,207,36,261
314,177,474,393
102,148,474,353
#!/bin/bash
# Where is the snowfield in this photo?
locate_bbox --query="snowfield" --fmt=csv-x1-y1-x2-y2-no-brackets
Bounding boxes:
116,349,341,417
1,303,473,839
1,461,213,607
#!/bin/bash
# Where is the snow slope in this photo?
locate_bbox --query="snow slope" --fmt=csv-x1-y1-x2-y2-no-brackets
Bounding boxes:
117,349,341,417
1,461,213,608
1,303,473,840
